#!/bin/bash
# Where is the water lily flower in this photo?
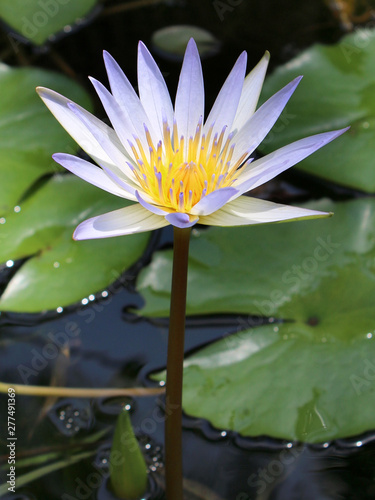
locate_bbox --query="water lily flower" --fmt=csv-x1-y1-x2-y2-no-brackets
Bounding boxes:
37,40,346,239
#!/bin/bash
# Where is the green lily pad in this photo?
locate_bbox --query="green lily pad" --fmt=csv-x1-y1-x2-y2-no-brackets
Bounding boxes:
258,28,375,193
172,319,375,443
0,64,92,215
0,0,98,45
144,198,375,441
137,198,375,317
0,175,149,313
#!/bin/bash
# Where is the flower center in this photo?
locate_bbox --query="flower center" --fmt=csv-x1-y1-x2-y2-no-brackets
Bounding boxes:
128,119,248,213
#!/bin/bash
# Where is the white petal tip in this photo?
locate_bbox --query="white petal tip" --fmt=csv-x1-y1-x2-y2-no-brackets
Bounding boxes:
51,153,61,161
72,229,82,240
36,86,50,98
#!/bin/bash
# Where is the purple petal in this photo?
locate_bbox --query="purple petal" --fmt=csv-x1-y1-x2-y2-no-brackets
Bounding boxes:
137,42,174,140
230,76,302,164
174,39,204,156
165,212,199,229
67,102,136,183
233,128,349,198
73,204,168,240
232,51,270,131
135,190,168,215
100,163,137,198
89,77,141,160
204,51,247,144
199,196,331,227
190,187,238,216
53,153,136,200
36,87,124,171
103,50,158,145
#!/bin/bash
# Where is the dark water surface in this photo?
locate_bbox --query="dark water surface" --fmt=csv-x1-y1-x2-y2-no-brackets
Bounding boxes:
1,234,375,499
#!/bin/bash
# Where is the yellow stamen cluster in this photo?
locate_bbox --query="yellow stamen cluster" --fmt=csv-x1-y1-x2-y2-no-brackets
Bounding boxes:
129,119,248,213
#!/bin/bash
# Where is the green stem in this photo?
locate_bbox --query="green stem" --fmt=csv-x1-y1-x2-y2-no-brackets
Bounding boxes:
165,226,191,500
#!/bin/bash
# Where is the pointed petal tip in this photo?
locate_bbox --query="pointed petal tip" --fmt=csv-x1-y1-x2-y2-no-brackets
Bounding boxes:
103,50,119,68
324,126,350,142
306,210,334,221
239,50,248,64
138,40,148,54
187,37,198,48
35,86,50,98
51,152,61,161
339,125,351,134
103,50,117,68
307,210,334,219
52,152,77,164
73,230,86,241
72,226,82,240
88,76,104,92
292,75,303,86
184,37,200,58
